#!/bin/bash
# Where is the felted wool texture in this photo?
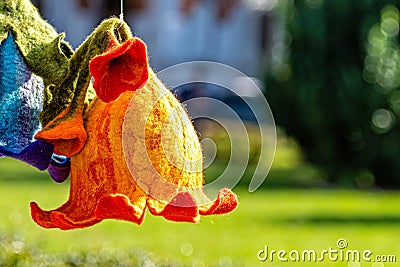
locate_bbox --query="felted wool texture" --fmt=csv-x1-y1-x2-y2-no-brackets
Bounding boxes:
89,37,148,103
0,34,44,154
0,0,73,126
0,33,55,170
30,71,238,230
35,18,135,156
0,140,54,171
48,154,71,183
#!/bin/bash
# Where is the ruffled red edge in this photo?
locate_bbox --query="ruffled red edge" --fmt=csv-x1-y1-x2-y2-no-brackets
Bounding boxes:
30,188,238,230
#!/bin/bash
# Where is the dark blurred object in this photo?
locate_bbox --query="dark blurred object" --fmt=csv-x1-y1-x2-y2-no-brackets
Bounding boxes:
103,0,147,17
216,0,240,20
180,0,200,15
79,0,90,9
266,0,400,188
180,0,240,20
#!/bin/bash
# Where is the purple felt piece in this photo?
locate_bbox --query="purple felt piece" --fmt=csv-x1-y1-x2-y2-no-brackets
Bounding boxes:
48,154,70,183
0,140,53,171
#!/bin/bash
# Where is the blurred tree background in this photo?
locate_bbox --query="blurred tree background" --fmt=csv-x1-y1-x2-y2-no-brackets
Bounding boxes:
266,0,400,188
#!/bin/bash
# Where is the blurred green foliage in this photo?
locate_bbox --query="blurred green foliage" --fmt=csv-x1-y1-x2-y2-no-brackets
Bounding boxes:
266,0,400,188
202,123,328,189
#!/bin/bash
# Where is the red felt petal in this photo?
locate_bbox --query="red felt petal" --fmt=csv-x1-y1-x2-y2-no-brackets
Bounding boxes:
30,202,101,230
200,188,238,215
30,202,56,229
89,38,149,103
50,211,100,230
150,192,200,223
95,194,146,225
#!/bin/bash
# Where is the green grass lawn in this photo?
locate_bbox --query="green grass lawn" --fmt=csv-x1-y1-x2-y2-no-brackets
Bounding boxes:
0,179,399,266
0,136,399,266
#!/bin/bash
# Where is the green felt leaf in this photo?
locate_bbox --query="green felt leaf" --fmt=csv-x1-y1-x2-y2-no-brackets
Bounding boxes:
0,0,74,126
38,18,134,138
0,0,72,85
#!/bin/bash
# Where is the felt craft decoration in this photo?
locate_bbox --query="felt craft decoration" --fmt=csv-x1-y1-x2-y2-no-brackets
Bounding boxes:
31,17,238,229
89,37,149,103
0,0,237,228
0,0,72,176
31,71,238,229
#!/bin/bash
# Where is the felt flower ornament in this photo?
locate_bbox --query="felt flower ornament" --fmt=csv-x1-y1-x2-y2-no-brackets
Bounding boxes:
0,0,238,229
89,37,149,103
31,72,238,229
30,19,238,229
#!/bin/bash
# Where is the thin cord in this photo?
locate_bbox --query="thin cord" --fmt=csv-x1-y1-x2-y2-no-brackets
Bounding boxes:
120,0,124,21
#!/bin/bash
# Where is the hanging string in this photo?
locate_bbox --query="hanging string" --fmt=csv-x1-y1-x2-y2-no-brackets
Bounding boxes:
120,0,124,21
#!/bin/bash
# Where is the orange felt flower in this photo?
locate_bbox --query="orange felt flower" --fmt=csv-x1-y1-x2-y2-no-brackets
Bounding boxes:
35,106,87,157
89,37,149,103
30,72,238,230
